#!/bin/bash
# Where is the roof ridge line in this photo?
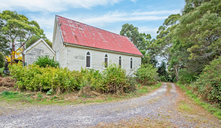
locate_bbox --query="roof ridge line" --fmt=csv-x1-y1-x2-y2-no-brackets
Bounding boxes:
56,15,128,38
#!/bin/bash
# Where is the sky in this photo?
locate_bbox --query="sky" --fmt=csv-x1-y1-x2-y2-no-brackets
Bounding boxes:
0,0,185,41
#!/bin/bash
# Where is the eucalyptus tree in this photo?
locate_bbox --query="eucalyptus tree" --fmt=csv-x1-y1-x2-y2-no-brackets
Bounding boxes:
149,14,181,81
120,23,152,51
0,19,10,55
0,10,44,63
151,0,221,83
26,35,52,48
173,0,221,81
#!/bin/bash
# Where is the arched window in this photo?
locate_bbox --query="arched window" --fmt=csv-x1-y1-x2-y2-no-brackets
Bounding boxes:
86,51,91,67
119,56,122,67
130,58,133,69
104,54,108,68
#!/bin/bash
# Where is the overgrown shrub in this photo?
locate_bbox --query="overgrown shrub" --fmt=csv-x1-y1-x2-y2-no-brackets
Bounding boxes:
34,56,59,68
10,63,135,94
103,64,129,93
0,68,4,77
135,64,158,85
159,76,167,82
10,63,79,93
79,68,104,91
126,77,137,93
0,52,4,68
191,57,221,107
178,68,197,84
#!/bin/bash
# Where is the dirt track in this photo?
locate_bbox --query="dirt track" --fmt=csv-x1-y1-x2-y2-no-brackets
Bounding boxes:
0,83,220,128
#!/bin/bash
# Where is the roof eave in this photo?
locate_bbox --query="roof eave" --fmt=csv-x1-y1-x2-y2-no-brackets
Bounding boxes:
65,42,143,57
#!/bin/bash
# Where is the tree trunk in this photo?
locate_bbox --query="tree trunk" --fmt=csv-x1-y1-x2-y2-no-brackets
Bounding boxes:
174,65,179,82
11,42,15,65
22,44,25,66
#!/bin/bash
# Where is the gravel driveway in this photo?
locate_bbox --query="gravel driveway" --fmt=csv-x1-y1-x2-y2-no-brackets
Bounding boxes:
0,83,220,128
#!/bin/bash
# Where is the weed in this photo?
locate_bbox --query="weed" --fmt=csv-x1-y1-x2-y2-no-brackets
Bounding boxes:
177,101,193,114
51,96,58,100
137,83,141,88
46,89,53,95
37,93,42,100
0,83,161,106
0,91,18,98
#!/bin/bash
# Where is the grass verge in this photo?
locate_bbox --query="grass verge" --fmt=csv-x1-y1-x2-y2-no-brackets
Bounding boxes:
0,83,162,106
176,83,221,119
95,116,175,128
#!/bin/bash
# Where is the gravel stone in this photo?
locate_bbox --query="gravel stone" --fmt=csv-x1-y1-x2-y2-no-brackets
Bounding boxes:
0,83,219,128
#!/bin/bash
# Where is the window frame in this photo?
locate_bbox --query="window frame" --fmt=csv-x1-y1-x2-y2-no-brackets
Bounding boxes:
85,51,92,68
119,56,122,68
130,57,133,69
104,53,109,68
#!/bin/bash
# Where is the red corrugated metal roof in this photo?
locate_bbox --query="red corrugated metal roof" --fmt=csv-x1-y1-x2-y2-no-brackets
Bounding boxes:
57,15,143,56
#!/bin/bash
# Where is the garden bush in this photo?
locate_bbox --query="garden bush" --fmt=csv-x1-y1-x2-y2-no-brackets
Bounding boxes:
10,63,80,93
34,55,59,68
10,63,135,94
191,57,221,107
103,64,129,93
135,64,158,85
79,68,104,91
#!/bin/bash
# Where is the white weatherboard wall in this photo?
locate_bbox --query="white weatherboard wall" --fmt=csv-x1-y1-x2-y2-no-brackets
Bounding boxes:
25,40,55,65
66,46,141,75
52,17,141,74
53,21,67,68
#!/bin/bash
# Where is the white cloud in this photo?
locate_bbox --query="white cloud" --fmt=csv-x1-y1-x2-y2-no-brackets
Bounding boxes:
72,11,168,25
132,10,181,15
0,0,122,12
138,26,158,37
30,16,54,29
23,10,177,40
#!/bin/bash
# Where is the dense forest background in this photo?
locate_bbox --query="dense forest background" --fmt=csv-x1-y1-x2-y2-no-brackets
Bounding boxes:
121,0,221,107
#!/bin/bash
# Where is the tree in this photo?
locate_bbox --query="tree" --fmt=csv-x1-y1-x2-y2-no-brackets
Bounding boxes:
120,23,157,66
149,13,181,81
0,10,44,64
120,23,152,51
157,62,168,81
140,50,158,67
0,52,4,68
0,19,10,55
151,0,221,83
26,35,52,48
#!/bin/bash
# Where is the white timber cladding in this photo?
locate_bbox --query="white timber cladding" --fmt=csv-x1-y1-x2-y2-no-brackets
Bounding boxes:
25,40,55,65
52,17,141,74
53,21,66,68
66,46,141,75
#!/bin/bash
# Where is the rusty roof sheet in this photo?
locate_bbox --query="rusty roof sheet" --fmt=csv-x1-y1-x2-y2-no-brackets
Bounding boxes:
57,15,143,56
